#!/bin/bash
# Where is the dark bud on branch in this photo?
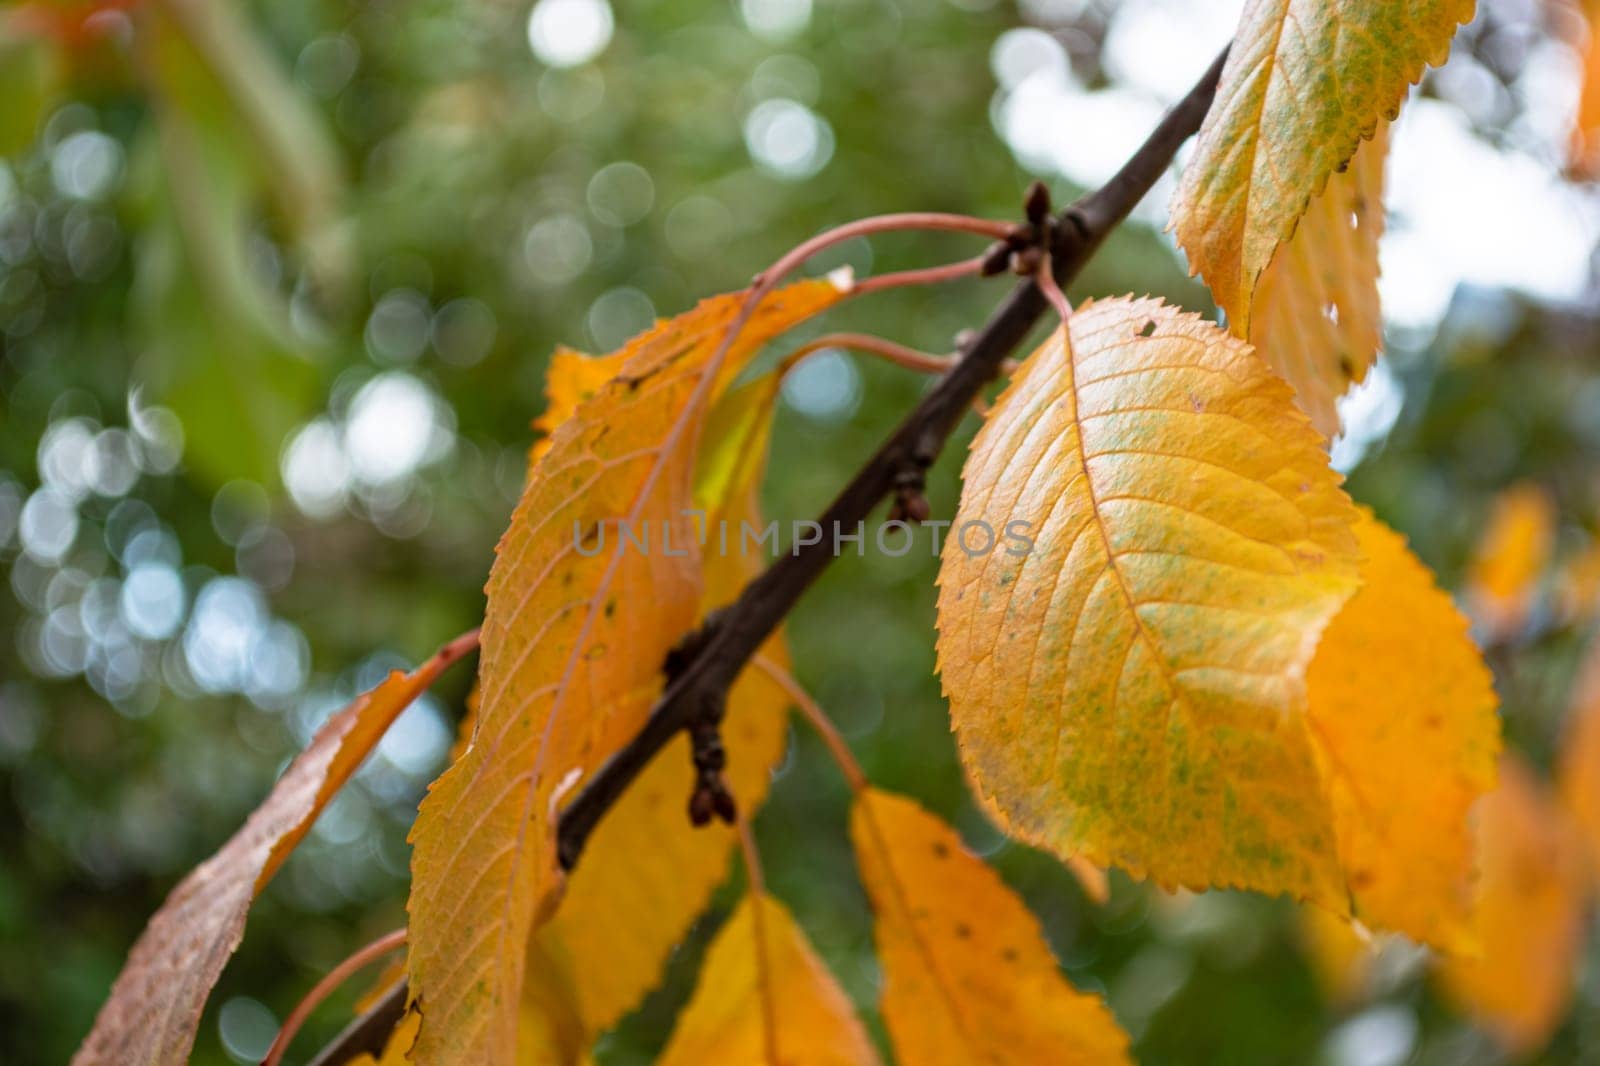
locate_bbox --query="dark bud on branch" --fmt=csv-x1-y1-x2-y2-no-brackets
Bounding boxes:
688,712,736,827
1024,180,1051,227
888,489,932,524
888,466,931,524
711,785,737,824
688,787,715,826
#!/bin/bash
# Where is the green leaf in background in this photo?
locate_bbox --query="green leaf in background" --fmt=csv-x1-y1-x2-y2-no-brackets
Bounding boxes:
0,32,62,158
127,0,345,491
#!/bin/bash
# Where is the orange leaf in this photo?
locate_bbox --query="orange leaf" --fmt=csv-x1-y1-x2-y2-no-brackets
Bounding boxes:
1305,509,1500,952
1245,125,1388,440
850,789,1131,1065
405,281,843,1063
72,634,476,1066
1465,482,1556,639
1435,757,1588,1056
937,297,1361,904
1174,0,1470,325
522,378,793,1054
1571,0,1600,179
529,345,629,467
1558,636,1600,880
658,893,879,1066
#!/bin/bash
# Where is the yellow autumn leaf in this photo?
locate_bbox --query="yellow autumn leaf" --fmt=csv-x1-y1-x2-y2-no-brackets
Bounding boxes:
347,1008,422,1066
72,634,475,1066
516,952,586,1066
1435,757,1589,1056
1245,125,1388,440
937,296,1361,905
1557,636,1600,880
522,378,793,1056
658,893,880,1066
1305,508,1501,952
1465,482,1556,638
957,762,1110,905
1174,0,1472,326
850,789,1131,1065
1298,907,1374,1006
405,281,843,1063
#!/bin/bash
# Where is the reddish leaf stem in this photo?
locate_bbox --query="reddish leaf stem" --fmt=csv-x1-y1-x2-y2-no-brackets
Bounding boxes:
432,626,483,672
779,332,953,377
261,928,407,1066
735,815,781,1065
698,215,1016,446
752,214,1012,292
1035,248,1075,321
753,655,866,793
851,253,989,295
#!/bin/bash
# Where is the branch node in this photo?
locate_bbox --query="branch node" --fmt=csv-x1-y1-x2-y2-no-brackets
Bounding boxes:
1009,245,1044,277
664,613,720,681
1002,222,1034,249
978,241,1013,277
1056,207,1091,246
887,464,931,524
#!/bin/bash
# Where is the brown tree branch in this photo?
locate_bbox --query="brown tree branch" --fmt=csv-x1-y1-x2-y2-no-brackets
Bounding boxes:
308,45,1225,1066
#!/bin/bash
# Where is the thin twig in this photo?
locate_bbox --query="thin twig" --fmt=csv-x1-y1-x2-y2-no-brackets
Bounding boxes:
262,929,407,1066
779,333,953,376
722,214,1013,386
780,334,1008,423
754,214,1013,292
852,253,989,295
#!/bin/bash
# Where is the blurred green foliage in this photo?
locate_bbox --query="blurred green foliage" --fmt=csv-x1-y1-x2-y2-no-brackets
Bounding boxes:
1,1,1597,1064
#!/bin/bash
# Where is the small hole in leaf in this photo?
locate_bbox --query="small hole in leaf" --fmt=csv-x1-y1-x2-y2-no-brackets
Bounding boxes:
1137,320,1156,338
